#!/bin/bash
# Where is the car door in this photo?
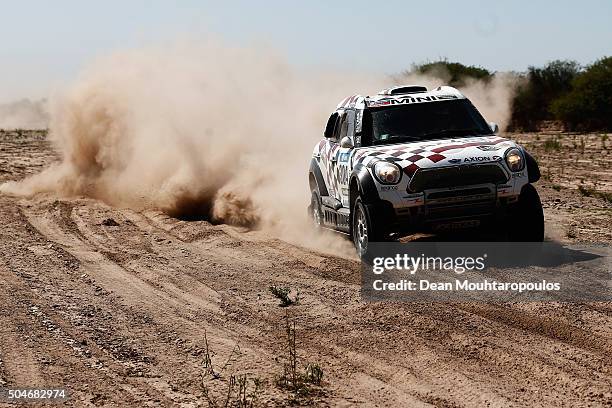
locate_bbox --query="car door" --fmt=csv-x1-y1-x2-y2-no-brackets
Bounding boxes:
332,110,355,208
318,112,340,200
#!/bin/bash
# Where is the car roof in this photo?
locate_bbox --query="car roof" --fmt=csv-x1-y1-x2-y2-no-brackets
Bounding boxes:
335,85,466,110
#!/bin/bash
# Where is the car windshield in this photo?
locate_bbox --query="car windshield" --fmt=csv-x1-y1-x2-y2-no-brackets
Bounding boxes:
363,99,492,146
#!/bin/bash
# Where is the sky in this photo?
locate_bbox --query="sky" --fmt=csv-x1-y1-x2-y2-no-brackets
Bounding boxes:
0,0,610,102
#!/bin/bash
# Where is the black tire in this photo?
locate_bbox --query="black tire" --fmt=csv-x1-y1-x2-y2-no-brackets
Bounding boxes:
310,191,323,230
352,197,384,258
508,184,544,241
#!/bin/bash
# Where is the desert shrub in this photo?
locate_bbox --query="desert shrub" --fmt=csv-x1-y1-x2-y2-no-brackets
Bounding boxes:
577,185,612,203
200,330,263,407
509,60,581,131
275,313,325,398
544,138,562,151
269,285,300,307
551,57,612,131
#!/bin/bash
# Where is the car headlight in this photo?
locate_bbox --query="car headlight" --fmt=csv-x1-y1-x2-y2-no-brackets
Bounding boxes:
373,161,402,184
505,148,525,172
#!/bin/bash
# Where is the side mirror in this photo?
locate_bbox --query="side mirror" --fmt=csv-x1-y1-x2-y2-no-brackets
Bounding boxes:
489,122,499,134
340,136,354,149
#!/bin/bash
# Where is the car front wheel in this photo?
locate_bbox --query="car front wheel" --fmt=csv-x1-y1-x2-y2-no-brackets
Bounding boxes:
352,197,384,258
508,184,544,241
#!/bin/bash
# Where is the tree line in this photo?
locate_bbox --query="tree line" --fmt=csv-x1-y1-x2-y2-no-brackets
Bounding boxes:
410,57,612,132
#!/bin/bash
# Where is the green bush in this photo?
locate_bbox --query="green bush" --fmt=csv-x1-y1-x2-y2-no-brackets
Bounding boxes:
411,60,492,87
551,57,612,131
509,60,581,131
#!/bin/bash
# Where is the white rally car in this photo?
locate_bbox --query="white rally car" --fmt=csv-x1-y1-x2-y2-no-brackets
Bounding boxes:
308,85,544,256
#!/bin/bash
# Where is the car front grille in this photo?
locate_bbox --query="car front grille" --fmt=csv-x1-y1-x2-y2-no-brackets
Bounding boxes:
424,186,496,221
408,164,508,192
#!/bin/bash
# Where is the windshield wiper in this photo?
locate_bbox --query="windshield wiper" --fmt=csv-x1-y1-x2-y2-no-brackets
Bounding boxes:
420,128,487,139
373,135,422,145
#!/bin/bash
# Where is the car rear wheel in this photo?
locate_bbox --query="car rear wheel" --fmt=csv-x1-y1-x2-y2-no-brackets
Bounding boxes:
310,191,323,230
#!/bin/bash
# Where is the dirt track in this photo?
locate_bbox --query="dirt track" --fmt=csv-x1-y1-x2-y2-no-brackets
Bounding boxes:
0,130,611,407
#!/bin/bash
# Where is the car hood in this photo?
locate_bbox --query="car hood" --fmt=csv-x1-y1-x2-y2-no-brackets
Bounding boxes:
352,135,516,176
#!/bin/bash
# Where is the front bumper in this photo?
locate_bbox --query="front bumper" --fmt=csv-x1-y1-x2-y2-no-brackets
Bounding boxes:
370,183,520,234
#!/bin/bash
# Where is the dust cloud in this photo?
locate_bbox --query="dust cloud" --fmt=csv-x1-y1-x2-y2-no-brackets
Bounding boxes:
459,73,520,131
0,41,518,253
0,99,49,129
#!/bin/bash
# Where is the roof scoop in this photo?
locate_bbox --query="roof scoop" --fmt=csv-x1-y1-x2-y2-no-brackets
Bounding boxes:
378,85,428,95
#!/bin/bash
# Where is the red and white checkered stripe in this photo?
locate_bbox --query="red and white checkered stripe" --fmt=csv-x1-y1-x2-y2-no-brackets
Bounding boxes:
352,136,507,177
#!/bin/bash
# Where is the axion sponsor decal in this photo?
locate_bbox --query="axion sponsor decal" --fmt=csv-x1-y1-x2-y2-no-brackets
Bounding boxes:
463,156,492,163
448,158,462,164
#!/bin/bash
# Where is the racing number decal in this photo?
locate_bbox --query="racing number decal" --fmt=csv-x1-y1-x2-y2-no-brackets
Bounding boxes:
337,163,349,185
335,151,351,206
336,151,350,186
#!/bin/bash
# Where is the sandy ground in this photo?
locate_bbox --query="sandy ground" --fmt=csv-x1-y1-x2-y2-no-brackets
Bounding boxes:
0,130,610,407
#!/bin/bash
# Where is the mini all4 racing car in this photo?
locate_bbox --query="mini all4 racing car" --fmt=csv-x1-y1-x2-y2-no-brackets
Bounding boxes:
308,85,544,256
